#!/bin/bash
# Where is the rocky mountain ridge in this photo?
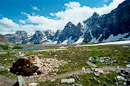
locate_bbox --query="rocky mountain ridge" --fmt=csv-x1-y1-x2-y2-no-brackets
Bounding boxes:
82,0,130,43
4,0,130,44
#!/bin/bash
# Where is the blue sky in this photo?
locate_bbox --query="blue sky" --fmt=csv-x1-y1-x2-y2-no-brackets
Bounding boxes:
0,0,125,34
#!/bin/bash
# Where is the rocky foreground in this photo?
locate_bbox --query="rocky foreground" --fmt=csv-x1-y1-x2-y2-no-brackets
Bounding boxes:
10,55,66,76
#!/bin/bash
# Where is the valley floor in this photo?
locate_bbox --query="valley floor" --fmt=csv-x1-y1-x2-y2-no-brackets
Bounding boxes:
0,40,130,86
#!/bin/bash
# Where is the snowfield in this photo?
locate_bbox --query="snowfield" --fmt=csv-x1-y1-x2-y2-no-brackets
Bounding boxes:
76,40,130,47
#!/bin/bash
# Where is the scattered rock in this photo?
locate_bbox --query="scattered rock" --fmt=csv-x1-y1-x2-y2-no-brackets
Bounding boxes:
115,68,130,85
126,64,130,68
88,77,97,81
28,83,38,86
124,61,128,64
82,67,85,71
13,75,25,86
74,84,83,86
61,78,75,84
123,46,129,48
94,68,104,74
88,57,94,62
94,72,100,77
125,69,130,74
113,60,117,63
115,76,125,81
123,82,127,86
51,79,56,82
97,80,100,83
116,69,121,74
69,74,80,80
86,61,97,68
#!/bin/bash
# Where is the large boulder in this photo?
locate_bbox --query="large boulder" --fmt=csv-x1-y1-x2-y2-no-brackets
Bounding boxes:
10,55,64,76
10,55,43,76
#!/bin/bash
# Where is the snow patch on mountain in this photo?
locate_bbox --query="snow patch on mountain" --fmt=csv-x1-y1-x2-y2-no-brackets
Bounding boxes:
74,37,84,44
103,33,130,42
61,36,75,44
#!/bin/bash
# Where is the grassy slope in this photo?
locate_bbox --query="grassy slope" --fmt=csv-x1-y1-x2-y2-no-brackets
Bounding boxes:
0,44,130,85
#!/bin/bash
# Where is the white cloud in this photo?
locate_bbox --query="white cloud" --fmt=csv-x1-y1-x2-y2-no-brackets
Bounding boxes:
32,6,40,11
32,12,36,15
50,13,55,16
0,0,125,34
64,1,81,9
19,20,25,24
0,18,19,32
52,0,125,25
21,12,30,16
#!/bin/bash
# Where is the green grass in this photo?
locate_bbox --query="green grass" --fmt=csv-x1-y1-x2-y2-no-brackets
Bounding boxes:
0,67,16,77
37,71,117,86
0,44,130,77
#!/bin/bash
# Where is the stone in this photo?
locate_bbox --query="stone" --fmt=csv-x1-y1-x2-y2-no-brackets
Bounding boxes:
94,72,100,77
97,80,100,83
51,79,56,82
82,67,85,71
88,57,94,62
61,78,75,84
89,77,97,81
28,83,38,86
123,82,127,86
128,78,130,81
13,75,25,86
116,69,121,74
126,64,130,68
124,61,128,64
115,76,125,81
123,46,129,48
94,68,104,74
86,61,97,68
99,57,104,63
69,74,80,80
75,84,83,86
113,60,117,63
125,69,130,74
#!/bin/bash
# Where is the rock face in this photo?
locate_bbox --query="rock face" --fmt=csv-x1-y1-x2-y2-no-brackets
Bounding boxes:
0,34,6,42
57,22,83,44
10,55,63,76
30,30,47,44
4,31,29,44
44,30,55,40
83,0,130,43
52,30,62,42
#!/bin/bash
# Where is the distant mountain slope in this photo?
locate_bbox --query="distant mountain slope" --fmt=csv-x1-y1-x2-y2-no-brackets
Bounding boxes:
3,0,130,45
29,30,47,44
81,0,130,43
57,22,83,44
0,34,6,42
4,31,29,44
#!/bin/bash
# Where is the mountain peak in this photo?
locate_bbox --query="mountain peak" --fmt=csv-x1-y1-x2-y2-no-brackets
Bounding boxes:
77,22,82,26
92,12,99,18
66,21,73,25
